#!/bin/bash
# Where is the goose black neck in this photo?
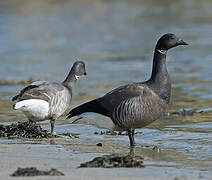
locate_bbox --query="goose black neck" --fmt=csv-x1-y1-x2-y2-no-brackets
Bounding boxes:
149,49,167,82
62,70,76,89
147,49,171,103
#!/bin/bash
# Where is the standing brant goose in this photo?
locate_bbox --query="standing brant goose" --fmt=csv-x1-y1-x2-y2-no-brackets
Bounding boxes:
12,61,87,134
66,33,188,147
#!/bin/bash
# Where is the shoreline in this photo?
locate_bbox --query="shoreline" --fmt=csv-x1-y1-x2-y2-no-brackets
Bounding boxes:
0,137,211,180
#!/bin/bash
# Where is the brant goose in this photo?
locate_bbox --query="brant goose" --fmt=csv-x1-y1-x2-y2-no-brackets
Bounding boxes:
12,61,87,134
67,34,188,147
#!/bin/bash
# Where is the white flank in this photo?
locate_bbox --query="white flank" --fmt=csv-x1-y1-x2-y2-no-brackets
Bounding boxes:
14,99,49,121
75,75,80,80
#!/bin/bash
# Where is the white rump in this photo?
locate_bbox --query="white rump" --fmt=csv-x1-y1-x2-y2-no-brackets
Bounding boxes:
14,99,49,121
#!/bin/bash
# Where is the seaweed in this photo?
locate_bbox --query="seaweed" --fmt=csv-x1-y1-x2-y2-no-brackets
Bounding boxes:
79,154,144,168
11,167,64,176
0,122,56,138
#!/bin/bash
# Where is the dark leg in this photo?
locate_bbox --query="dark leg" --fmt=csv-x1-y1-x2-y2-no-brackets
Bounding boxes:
50,119,55,134
132,129,135,144
128,129,136,147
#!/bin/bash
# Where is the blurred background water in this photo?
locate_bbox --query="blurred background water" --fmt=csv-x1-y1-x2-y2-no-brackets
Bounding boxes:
0,0,212,172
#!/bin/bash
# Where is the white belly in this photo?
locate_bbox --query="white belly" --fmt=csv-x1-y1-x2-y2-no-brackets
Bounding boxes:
14,99,49,121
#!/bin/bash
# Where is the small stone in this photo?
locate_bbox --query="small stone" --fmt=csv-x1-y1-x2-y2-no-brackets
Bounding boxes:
96,143,103,147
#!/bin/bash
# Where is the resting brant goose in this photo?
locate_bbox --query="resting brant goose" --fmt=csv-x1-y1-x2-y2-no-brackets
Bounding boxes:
12,61,87,134
67,34,188,147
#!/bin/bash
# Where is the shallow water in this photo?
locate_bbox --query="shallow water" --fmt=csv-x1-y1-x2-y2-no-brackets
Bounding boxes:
0,0,212,176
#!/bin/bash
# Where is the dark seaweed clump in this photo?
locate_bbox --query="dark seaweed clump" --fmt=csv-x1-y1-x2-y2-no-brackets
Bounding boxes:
94,130,143,136
166,108,194,116
79,154,144,168
94,130,127,136
0,122,56,138
11,167,64,177
94,130,120,135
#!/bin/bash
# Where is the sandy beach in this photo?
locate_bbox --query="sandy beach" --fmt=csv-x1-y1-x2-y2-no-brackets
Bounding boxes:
0,136,211,180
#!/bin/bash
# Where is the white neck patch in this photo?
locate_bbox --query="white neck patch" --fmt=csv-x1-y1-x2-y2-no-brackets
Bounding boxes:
157,49,167,55
75,75,80,80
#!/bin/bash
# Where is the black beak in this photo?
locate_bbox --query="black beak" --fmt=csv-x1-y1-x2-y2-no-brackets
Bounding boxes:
84,72,87,76
178,39,188,46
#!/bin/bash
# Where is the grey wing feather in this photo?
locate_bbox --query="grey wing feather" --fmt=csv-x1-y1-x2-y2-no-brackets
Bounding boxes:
111,97,140,128
98,83,165,129
29,81,49,86
97,83,146,115
111,87,167,129
12,81,65,102
49,87,72,117
66,83,148,121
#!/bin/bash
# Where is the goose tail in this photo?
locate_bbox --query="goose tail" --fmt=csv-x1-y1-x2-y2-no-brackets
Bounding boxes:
66,99,107,119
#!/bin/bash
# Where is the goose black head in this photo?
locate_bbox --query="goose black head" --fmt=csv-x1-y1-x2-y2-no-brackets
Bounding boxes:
156,33,188,51
71,61,87,80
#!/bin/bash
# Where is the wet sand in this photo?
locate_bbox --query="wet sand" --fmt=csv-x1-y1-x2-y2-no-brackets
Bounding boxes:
0,137,211,180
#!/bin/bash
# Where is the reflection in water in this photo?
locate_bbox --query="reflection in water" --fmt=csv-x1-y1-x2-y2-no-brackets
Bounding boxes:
129,146,135,157
0,0,212,173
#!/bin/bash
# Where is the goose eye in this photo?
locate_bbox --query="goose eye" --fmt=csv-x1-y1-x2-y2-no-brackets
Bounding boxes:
169,36,175,40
